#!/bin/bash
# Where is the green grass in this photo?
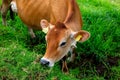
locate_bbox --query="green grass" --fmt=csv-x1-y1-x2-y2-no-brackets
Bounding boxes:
0,0,1,4
0,0,120,80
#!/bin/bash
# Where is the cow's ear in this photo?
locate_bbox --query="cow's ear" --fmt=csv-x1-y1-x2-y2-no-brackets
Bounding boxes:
40,19,49,33
72,30,90,42
40,19,54,33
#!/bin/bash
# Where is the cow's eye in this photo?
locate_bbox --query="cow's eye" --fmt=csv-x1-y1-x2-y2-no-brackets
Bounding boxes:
60,42,66,47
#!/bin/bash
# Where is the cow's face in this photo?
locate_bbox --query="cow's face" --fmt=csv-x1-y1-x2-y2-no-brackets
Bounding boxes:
40,19,90,67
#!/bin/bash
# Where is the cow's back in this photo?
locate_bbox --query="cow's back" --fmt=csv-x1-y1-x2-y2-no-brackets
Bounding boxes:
16,0,50,29
16,0,82,31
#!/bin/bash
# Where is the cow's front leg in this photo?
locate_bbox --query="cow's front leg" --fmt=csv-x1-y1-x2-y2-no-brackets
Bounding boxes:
1,5,9,26
28,28,36,38
62,56,69,73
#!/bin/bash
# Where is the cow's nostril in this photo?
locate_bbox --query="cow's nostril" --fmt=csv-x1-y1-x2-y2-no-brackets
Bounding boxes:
40,59,49,65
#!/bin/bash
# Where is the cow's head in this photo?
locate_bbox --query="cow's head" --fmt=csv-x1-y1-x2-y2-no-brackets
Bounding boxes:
40,19,90,67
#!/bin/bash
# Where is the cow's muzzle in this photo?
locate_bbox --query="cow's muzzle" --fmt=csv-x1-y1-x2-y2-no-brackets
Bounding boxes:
40,58,54,67
40,58,49,66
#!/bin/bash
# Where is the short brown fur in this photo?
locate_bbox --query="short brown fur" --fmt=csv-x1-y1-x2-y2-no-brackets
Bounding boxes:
15,0,82,31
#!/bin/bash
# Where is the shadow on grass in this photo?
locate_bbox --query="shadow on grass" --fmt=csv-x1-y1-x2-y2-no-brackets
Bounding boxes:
67,53,120,79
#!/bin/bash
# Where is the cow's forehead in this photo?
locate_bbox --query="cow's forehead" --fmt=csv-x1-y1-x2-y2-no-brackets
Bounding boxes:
47,22,68,41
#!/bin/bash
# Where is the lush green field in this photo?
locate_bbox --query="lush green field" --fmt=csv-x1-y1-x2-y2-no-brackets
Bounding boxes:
0,0,120,80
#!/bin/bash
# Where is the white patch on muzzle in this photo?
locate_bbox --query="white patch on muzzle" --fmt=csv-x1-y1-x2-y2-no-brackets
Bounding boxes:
10,1,17,13
41,57,54,67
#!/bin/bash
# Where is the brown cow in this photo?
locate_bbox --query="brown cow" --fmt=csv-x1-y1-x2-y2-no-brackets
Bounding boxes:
0,0,14,26
40,19,90,73
13,0,90,73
